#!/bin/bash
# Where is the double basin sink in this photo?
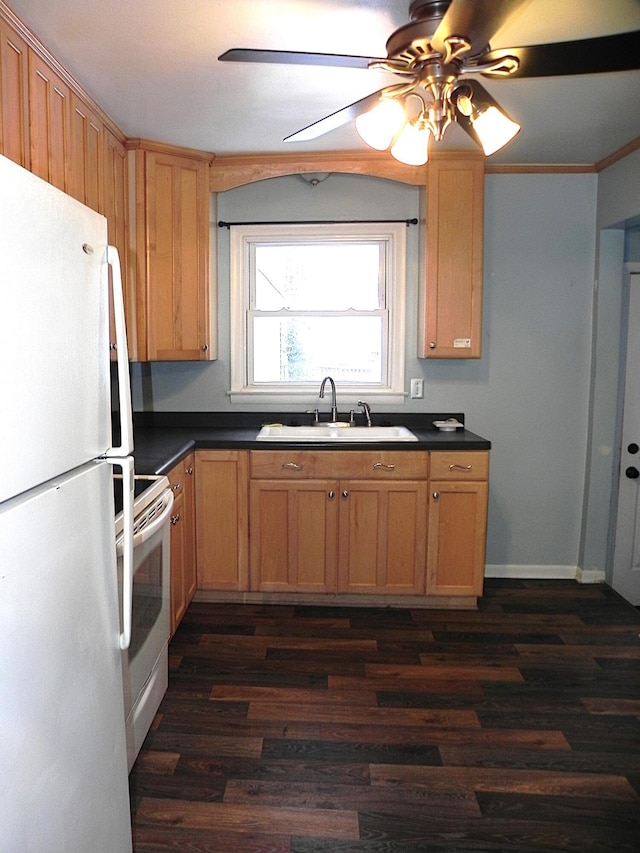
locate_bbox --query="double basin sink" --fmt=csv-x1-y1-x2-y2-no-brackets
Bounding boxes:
256,424,418,442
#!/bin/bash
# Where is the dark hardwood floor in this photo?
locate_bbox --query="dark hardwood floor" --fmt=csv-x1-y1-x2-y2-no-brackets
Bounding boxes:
129,579,640,852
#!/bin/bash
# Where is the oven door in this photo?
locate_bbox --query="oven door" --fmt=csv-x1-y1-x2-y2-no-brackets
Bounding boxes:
116,487,173,768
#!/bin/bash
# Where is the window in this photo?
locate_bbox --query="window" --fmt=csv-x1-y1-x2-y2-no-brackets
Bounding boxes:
230,222,406,402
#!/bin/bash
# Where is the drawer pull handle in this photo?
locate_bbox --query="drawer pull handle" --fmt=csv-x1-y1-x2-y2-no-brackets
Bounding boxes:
450,464,472,471
373,462,396,470
283,462,304,471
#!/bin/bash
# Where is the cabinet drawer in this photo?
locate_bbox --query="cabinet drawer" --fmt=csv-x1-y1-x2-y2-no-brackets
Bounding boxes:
429,451,489,480
249,450,429,480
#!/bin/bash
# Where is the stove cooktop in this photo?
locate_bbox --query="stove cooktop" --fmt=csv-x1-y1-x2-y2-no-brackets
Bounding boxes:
113,473,169,519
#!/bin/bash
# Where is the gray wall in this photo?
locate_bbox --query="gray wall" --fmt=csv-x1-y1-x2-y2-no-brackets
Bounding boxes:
131,161,640,578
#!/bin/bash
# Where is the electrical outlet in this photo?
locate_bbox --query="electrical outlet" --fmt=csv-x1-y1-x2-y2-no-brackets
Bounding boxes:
410,378,424,399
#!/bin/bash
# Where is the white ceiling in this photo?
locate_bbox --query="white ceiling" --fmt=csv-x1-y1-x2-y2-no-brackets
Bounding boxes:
9,0,640,166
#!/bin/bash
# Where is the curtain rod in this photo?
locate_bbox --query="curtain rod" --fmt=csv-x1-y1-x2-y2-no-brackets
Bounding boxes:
217,218,418,229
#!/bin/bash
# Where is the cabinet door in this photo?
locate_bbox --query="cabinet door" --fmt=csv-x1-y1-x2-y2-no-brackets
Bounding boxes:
28,49,71,192
169,488,186,635
168,453,196,635
0,17,29,167
420,154,484,358
103,128,132,357
338,481,428,595
250,480,338,593
69,92,103,211
427,480,488,596
145,150,210,360
196,451,248,591
182,454,197,604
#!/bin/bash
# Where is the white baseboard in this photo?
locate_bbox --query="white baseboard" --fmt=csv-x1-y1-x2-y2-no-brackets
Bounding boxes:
485,564,605,584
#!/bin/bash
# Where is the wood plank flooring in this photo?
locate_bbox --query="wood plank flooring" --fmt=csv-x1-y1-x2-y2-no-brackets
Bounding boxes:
129,579,640,852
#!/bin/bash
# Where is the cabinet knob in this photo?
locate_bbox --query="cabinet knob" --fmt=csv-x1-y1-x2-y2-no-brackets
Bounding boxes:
202,343,209,351
342,490,349,499
432,492,440,501
171,513,181,525
186,466,193,475
328,490,335,499
429,342,436,349
172,482,181,491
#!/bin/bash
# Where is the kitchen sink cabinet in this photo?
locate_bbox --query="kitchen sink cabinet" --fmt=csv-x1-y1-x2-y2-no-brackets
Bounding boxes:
196,450,249,592
420,153,484,359
129,141,212,361
338,480,429,595
167,452,196,636
427,451,489,600
249,450,430,597
249,479,338,593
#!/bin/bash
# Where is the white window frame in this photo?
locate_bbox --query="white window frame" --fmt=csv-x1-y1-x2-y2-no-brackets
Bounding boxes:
229,222,406,405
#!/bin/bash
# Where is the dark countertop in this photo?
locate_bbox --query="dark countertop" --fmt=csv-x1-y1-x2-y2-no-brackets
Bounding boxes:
129,412,491,476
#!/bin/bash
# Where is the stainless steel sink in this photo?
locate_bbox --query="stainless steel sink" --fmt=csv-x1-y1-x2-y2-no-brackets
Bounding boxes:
256,424,418,442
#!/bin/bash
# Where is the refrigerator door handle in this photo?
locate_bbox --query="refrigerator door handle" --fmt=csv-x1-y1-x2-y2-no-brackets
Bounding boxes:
104,245,133,457
107,456,135,650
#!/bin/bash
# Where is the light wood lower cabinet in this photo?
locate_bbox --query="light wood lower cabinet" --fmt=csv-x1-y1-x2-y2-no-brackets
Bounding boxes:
249,451,430,596
196,450,249,591
338,480,429,595
427,451,489,598
167,452,196,635
195,448,488,605
249,479,338,593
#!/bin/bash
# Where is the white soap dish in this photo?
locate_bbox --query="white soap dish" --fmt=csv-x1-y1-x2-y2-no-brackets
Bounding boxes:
433,419,463,432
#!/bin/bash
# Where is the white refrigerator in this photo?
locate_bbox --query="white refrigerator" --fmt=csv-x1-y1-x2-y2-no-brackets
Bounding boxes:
0,154,135,851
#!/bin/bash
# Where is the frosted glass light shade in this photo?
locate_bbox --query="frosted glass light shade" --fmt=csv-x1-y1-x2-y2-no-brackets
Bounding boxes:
355,98,406,150
472,106,520,155
390,122,430,166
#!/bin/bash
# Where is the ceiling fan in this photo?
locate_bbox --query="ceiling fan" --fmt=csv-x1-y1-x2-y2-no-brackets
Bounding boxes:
219,0,640,165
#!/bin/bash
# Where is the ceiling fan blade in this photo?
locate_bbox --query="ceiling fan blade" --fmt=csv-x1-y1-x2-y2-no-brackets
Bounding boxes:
476,30,640,78
284,90,385,142
431,0,529,57
218,48,382,69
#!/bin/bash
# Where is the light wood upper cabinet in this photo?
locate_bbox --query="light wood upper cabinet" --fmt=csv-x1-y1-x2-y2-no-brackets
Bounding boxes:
420,153,484,359
0,15,28,168
69,92,102,211
130,143,213,361
28,49,71,192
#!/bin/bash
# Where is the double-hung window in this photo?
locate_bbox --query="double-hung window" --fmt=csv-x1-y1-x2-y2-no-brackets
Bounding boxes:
230,222,406,401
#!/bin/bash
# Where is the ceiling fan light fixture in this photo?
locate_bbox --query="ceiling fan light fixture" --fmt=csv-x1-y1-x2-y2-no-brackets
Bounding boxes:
355,98,406,150
471,105,520,155
390,119,431,166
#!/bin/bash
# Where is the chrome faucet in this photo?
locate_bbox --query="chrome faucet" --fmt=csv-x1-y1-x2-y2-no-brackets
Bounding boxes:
358,400,372,427
319,376,338,422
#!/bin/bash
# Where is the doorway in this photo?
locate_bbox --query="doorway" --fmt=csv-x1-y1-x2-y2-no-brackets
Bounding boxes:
611,264,640,604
